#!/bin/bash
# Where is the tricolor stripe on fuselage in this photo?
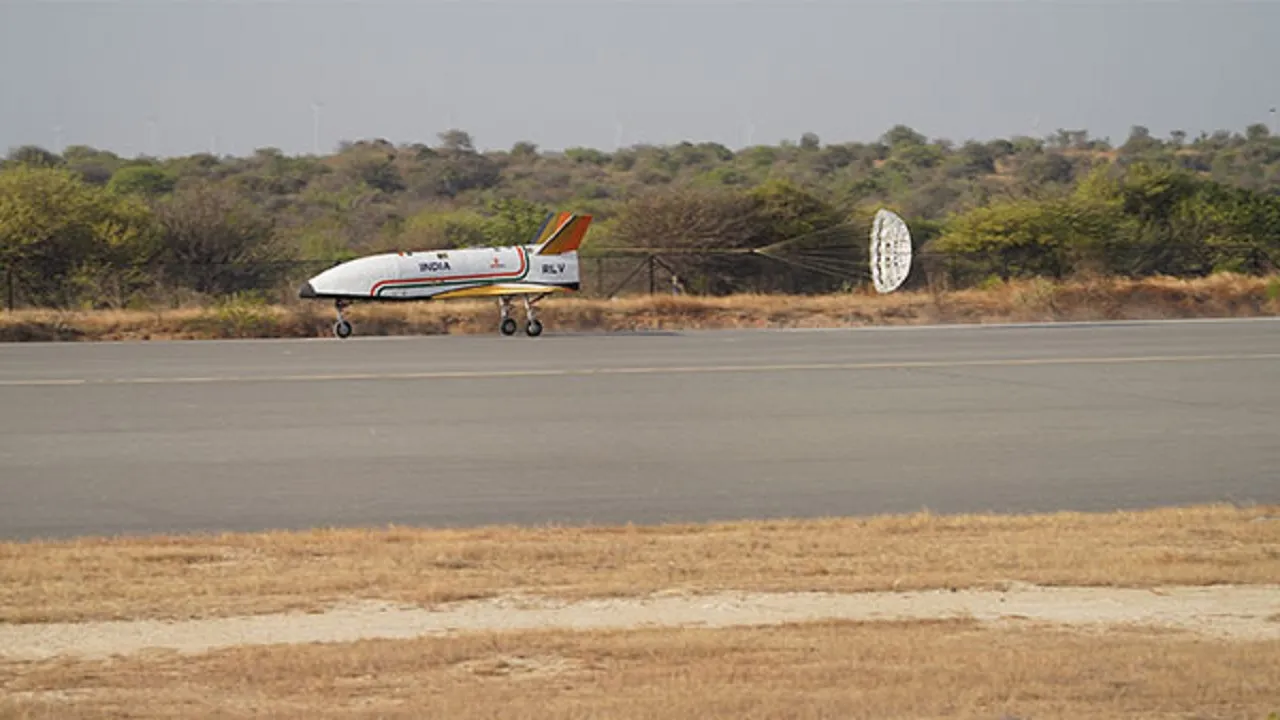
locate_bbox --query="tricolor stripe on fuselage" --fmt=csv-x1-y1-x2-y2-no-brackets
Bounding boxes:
370,247,531,297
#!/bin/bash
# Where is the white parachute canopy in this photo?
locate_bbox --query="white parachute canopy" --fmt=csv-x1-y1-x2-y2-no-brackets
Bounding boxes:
869,208,912,293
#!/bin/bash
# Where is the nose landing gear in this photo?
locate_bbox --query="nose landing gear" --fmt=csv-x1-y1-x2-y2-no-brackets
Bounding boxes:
333,299,353,338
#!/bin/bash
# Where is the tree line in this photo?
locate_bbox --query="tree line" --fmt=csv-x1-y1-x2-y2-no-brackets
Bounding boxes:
2,122,1279,308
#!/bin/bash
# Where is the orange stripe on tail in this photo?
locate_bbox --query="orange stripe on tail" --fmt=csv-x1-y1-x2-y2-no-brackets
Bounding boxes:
535,214,592,255
529,211,572,246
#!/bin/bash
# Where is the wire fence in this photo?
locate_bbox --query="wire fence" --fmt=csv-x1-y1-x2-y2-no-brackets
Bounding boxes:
3,243,1277,311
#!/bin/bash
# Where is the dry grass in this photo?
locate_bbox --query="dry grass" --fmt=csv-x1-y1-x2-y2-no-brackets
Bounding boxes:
3,619,1279,719
3,503,1278,625
2,273,1278,341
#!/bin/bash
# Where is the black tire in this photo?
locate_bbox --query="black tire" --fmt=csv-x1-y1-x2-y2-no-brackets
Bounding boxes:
526,319,543,337
334,319,353,339
500,318,518,336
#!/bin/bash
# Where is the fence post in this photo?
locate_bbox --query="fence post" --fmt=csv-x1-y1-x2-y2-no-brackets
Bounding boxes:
5,265,12,312
648,254,656,294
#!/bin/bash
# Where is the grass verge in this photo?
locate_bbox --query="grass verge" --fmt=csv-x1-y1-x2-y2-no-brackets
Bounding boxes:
4,620,1279,719
2,273,1277,341
3,503,1278,625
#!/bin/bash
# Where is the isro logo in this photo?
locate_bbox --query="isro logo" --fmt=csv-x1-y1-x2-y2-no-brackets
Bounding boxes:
418,260,451,272
541,262,567,275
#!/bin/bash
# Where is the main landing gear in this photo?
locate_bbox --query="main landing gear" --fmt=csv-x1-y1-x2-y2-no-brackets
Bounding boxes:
498,294,546,337
329,296,548,339
332,299,353,339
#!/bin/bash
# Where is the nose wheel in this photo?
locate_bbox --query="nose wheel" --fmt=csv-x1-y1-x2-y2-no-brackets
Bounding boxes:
333,300,353,338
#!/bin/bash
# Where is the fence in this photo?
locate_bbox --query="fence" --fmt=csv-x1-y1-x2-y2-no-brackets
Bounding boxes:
3,243,1277,311
580,242,1279,298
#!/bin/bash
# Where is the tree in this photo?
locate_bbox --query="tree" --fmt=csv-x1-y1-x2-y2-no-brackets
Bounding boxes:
510,141,539,161
611,187,759,250
748,178,843,243
1121,125,1161,155
438,129,475,153
882,125,926,148
1017,152,1075,186
352,157,405,194
1010,136,1044,156
1246,123,1271,143
1114,163,1280,274
608,187,760,293
565,147,610,166
395,208,491,251
416,152,501,198
4,118,1280,307
484,197,551,246
6,145,62,168
0,165,155,307
953,141,996,176
152,181,294,296
932,196,1121,280
108,165,175,197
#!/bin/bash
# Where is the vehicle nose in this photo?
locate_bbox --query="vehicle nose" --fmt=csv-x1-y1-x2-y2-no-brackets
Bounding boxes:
299,281,317,298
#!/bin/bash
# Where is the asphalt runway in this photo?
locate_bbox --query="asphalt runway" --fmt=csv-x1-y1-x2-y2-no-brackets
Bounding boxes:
2,318,1279,540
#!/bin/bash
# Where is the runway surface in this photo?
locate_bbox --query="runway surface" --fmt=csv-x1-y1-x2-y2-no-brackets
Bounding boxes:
2,318,1279,540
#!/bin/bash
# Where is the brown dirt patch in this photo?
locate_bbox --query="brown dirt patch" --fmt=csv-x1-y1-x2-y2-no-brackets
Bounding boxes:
2,584,1278,661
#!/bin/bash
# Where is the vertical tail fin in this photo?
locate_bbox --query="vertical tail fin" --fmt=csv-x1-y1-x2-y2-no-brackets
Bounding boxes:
534,213,592,255
528,211,570,247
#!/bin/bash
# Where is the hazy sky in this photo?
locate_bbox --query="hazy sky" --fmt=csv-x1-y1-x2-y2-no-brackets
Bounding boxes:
2,0,1277,158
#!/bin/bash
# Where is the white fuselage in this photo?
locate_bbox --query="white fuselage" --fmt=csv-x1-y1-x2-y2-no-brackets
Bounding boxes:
304,245,581,300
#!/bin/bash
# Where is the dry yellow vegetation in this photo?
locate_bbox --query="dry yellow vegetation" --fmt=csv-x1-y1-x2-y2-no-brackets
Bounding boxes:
4,620,1279,719
5,504,1279,718
3,503,1278,625
2,273,1278,341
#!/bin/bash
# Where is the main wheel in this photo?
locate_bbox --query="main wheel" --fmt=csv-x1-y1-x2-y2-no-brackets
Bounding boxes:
500,318,518,336
525,319,543,337
333,319,353,339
